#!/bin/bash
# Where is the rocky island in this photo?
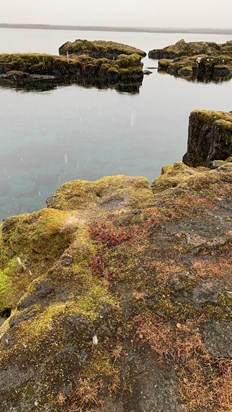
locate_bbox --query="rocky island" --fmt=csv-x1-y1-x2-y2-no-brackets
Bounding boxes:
0,41,146,92
59,39,146,59
149,39,232,81
149,39,232,59
0,109,232,411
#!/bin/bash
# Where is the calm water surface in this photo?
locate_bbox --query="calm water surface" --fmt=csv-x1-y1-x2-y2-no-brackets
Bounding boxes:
0,29,232,219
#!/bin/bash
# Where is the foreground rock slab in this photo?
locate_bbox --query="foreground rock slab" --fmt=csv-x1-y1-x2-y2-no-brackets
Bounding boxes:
0,154,232,411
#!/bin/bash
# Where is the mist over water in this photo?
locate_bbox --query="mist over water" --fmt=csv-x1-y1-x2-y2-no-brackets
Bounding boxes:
0,29,232,219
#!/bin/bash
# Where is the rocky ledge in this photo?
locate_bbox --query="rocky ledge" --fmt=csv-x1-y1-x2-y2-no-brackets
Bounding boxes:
59,39,146,59
148,39,232,81
183,109,232,166
0,52,144,89
0,110,232,412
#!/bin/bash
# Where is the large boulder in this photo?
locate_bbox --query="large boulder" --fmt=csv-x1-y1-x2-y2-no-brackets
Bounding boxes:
183,109,232,166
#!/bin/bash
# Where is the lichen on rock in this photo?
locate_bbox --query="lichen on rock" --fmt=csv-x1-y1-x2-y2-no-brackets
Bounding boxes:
183,109,232,166
59,39,146,59
149,38,232,59
0,114,232,411
0,51,144,91
149,39,232,82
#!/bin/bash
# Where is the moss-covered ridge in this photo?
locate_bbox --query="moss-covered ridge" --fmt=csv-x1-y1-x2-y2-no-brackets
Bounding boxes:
0,52,144,89
148,39,232,82
59,39,146,58
149,38,232,59
0,150,232,411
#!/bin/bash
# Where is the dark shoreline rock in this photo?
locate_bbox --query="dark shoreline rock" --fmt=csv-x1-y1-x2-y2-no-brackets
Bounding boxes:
183,109,232,167
143,69,153,75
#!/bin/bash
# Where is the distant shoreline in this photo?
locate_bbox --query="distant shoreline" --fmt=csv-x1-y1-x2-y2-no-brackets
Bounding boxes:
0,23,232,35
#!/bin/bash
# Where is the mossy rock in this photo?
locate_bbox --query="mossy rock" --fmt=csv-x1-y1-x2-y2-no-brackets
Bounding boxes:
0,53,144,87
149,39,228,59
183,109,232,166
59,39,146,59
0,208,75,313
153,40,232,82
177,66,194,76
1,115,232,411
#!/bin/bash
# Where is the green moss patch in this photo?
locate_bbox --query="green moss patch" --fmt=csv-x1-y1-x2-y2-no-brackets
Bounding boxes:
59,39,146,58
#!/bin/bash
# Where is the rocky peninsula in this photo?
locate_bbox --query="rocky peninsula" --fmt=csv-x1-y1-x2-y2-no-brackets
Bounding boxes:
0,109,232,411
149,39,232,81
0,42,145,91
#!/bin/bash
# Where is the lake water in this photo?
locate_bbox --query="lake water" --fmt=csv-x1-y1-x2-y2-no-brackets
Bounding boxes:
0,29,232,219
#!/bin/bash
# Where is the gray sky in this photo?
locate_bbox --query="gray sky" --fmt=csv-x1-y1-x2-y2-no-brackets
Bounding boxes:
1,0,232,28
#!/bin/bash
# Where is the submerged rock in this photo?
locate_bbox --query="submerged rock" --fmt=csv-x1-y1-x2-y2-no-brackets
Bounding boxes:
143,69,153,75
59,39,146,59
0,113,232,411
183,109,232,166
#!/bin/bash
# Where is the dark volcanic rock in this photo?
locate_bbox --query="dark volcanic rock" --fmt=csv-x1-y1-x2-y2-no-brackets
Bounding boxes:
183,109,232,166
143,69,153,75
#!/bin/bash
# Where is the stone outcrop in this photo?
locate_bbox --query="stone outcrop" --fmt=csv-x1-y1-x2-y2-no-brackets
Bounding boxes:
59,39,146,59
148,39,232,82
149,38,232,59
0,52,144,91
183,109,232,166
0,112,232,411
158,55,232,81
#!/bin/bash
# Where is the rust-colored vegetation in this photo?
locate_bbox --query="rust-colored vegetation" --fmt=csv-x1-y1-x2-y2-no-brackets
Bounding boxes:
89,221,132,247
134,315,232,412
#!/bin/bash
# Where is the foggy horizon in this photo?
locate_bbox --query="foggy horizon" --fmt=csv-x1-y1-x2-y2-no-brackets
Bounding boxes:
1,0,232,30
1,23,232,31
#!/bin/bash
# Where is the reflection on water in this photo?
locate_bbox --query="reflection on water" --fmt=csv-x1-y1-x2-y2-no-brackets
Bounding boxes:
0,77,142,94
0,29,232,219
158,69,232,84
